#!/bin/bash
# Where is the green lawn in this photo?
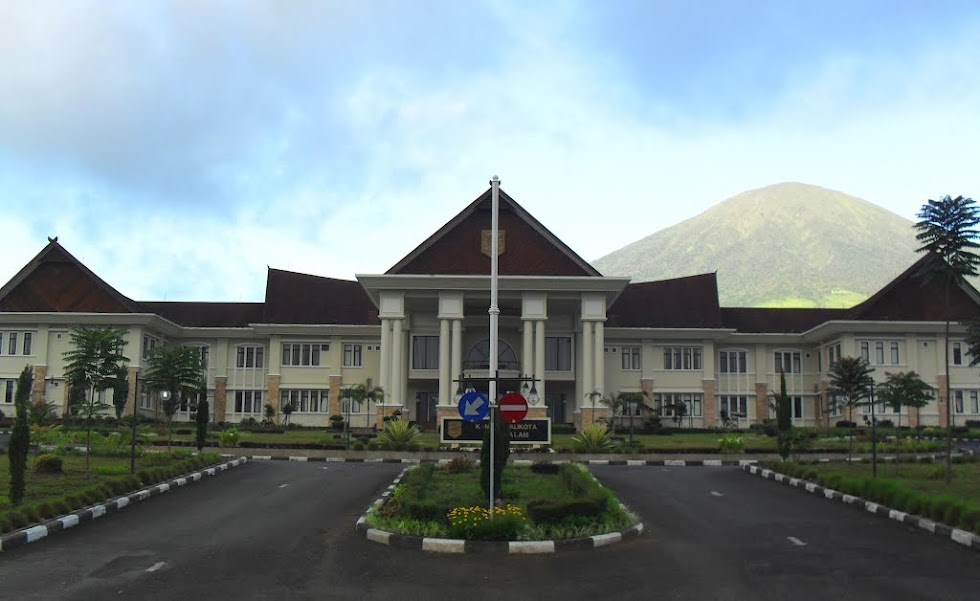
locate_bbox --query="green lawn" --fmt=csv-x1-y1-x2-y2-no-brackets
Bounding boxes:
0,451,221,533
766,458,980,533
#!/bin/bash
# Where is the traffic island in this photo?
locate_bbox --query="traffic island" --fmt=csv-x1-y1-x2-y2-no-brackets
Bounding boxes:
354,462,644,554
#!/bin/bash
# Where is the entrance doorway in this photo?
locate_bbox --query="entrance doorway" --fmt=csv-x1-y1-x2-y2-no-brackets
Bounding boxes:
415,392,437,430
546,392,566,424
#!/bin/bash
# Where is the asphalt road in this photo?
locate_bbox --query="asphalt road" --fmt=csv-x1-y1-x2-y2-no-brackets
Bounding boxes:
0,462,976,601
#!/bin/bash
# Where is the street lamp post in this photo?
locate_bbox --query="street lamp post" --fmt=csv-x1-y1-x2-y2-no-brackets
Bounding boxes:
130,373,139,474
628,398,637,448
344,388,352,450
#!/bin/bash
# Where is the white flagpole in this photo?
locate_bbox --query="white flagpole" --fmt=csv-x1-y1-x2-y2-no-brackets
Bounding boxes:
489,175,500,514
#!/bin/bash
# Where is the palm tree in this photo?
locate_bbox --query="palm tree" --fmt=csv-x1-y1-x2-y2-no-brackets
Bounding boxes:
828,356,874,462
915,194,980,481
62,326,130,471
350,378,385,429
143,345,206,451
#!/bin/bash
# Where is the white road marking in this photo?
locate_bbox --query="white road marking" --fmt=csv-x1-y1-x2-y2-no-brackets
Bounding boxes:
145,562,166,573
710,491,723,497
787,537,807,546
320,467,329,470
278,484,290,489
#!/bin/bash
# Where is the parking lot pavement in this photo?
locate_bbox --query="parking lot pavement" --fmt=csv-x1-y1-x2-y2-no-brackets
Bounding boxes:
1,462,976,601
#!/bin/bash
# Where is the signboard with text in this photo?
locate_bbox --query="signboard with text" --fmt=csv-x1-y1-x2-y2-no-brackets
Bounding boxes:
440,417,552,445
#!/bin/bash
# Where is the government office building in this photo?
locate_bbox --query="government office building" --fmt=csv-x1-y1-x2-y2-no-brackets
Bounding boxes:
1,188,979,430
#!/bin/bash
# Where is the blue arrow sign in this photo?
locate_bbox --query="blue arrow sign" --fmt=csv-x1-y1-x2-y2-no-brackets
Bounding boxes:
457,391,490,422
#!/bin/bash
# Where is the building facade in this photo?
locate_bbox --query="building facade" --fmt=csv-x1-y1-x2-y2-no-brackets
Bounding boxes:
2,188,979,430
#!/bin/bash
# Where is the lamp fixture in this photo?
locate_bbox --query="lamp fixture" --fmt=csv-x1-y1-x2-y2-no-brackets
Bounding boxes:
528,374,540,405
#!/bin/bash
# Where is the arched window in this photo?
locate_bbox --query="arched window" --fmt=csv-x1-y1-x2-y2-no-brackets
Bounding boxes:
464,339,519,370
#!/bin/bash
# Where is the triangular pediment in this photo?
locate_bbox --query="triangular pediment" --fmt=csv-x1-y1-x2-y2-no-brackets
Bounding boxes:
0,241,139,314
847,253,980,321
387,188,600,276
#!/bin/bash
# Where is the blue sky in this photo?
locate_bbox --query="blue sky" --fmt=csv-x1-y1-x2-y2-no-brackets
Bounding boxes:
1,0,978,302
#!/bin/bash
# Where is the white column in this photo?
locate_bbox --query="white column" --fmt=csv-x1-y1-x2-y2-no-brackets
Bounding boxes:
391,319,403,406
379,319,391,396
439,318,451,405
582,321,594,402
451,319,462,396
535,319,546,402
594,321,605,398
522,320,533,379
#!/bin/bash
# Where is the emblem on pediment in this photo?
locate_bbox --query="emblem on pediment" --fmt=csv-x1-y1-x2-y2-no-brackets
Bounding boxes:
481,230,506,257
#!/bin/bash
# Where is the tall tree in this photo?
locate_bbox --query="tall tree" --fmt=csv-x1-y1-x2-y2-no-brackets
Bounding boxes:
62,326,130,471
915,194,980,481
8,365,32,506
143,345,206,451
828,356,875,461
774,369,792,460
111,364,130,420
875,371,932,430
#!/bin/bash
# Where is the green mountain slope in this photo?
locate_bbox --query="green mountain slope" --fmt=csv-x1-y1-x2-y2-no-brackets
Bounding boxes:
593,183,920,307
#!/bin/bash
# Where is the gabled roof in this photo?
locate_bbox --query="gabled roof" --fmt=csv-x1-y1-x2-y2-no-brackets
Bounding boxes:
845,252,980,322
139,302,265,328
0,241,141,313
387,187,600,277
263,268,379,325
720,308,845,333
607,273,723,328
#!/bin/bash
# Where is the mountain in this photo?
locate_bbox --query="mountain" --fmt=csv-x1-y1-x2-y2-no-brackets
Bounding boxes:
593,183,920,308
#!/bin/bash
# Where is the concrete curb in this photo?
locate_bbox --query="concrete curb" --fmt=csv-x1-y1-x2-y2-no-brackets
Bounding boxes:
354,466,644,554
0,458,248,554
229,454,759,467
742,464,980,553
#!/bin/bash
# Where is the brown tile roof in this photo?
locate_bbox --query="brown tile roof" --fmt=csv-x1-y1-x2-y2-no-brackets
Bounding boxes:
845,253,980,321
388,187,600,277
139,302,265,328
0,241,140,313
263,269,379,325
607,273,723,328
720,308,845,333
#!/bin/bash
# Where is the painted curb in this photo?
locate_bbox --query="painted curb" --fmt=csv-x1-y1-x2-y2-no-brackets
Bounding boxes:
0,458,248,554
354,466,644,554
231,454,759,467
742,464,980,553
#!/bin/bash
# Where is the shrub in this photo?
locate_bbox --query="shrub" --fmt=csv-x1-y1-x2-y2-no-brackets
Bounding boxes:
836,420,857,429
530,462,560,475
218,428,241,448
447,504,527,540
442,457,476,474
377,418,421,451
718,433,745,453
571,423,615,453
33,453,64,473
877,419,895,428
526,495,607,524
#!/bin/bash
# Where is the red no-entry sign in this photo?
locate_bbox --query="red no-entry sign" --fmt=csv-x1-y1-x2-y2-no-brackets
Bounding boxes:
498,392,528,423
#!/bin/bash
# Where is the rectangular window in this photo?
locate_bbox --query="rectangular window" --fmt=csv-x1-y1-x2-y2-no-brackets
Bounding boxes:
719,350,747,374
621,346,641,370
953,390,964,414
792,396,804,419
719,395,748,418
860,342,869,362
281,343,328,367
234,390,263,414
663,347,702,371
817,351,822,373
4,380,13,404
412,336,440,370
545,337,572,371
774,351,801,374
654,392,703,418
8,333,17,356
952,342,963,366
859,339,901,366
199,346,209,370
971,391,979,414
343,344,363,368
236,346,265,368
22,333,32,356
890,342,900,365
875,342,885,365
280,389,329,413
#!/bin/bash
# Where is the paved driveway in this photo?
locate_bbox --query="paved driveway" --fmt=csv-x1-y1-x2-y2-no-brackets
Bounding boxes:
0,462,976,600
